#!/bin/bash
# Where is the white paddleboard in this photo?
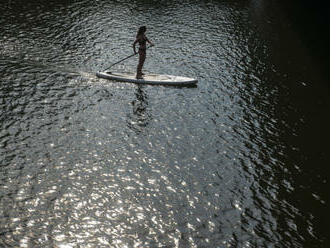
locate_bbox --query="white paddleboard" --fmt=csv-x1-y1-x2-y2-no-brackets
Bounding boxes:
96,71,197,86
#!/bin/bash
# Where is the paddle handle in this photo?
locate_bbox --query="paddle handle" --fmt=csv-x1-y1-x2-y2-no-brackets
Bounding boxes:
104,53,136,71
104,45,153,71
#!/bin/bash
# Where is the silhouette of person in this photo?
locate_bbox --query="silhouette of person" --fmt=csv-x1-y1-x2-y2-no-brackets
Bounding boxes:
133,26,154,79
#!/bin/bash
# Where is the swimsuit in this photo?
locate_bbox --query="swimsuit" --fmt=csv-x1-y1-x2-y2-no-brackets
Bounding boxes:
138,35,147,50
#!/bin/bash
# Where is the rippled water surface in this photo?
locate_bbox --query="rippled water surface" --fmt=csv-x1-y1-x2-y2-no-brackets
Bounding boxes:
1,0,329,247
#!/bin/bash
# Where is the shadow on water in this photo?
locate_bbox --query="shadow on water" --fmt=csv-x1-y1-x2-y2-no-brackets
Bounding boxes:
281,0,330,82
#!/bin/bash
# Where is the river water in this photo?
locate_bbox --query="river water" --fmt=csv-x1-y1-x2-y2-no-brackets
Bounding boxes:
1,0,329,247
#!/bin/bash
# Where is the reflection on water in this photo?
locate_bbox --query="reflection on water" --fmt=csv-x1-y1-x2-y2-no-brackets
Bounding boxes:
1,0,329,247
127,86,151,134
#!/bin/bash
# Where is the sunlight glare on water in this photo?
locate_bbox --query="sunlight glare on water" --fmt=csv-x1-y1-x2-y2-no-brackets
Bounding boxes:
1,0,329,247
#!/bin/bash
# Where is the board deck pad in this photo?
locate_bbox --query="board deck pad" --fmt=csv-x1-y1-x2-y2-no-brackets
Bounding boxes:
96,71,197,86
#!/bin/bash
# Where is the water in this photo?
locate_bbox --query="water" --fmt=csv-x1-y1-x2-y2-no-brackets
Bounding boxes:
1,0,329,247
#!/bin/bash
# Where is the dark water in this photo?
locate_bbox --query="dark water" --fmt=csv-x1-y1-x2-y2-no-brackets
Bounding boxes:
1,0,329,247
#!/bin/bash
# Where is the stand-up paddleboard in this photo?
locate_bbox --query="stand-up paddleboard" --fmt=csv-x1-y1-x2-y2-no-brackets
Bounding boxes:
96,71,197,86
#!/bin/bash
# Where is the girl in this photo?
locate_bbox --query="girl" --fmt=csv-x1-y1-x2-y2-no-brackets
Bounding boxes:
133,26,154,79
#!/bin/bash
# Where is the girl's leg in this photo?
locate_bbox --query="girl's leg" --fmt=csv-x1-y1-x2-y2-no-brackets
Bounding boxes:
137,50,146,78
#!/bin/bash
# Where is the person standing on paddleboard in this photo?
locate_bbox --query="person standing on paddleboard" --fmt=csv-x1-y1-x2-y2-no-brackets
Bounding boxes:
133,26,154,79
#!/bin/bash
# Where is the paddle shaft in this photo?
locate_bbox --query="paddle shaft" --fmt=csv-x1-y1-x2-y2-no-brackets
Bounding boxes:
104,46,152,71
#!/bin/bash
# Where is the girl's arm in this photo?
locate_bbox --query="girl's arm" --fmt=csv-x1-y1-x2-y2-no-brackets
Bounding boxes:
146,36,154,46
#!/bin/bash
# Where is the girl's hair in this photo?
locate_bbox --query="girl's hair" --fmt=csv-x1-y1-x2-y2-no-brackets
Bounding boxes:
136,26,146,37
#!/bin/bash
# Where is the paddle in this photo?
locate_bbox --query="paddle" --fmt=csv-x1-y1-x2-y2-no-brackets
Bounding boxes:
103,45,153,72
